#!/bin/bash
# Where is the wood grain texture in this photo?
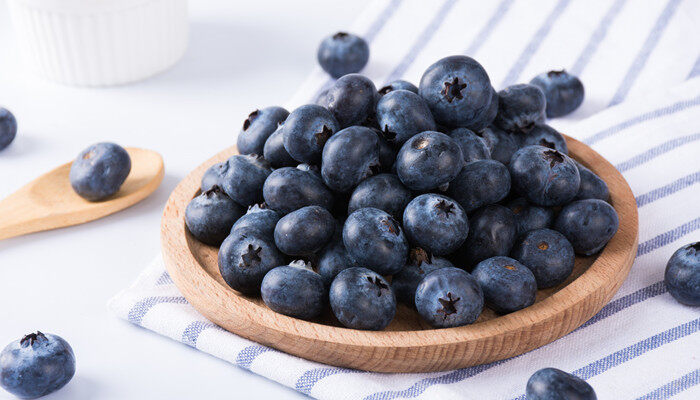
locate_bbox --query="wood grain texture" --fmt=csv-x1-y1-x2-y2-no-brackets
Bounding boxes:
161,136,638,372
0,148,164,240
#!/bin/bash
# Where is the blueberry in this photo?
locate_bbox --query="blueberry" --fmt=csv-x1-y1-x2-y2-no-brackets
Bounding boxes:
575,162,609,201
521,124,568,154
506,197,555,237
392,248,453,306
321,126,380,192
219,154,272,206
375,89,436,145
318,74,376,128
317,32,369,79
511,229,575,289
218,233,285,295
374,129,397,171
0,107,18,151
530,70,585,118
526,368,597,400
455,205,517,268
479,125,522,165
403,194,468,256
447,159,511,213
273,206,335,256
554,199,619,256
378,80,418,96
237,106,289,155
343,207,408,275
0,332,75,399
230,204,280,240
329,267,396,330
509,146,580,206
467,86,499,132
495,84,546,133
448,128,491,162
418,55,492,128
395,131,463,191
414,267,484,328
283,104,340,165
185,186,245,246
201,161,229,192
347,173,412,220
69,142,132,201
472,256,537,314
263,167,334,215
664,242,700,306
263,125,296,168
317,234,359,287
261,261,326,320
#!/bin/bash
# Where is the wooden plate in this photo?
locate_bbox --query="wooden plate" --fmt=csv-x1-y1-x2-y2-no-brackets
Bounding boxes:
161,136,638,373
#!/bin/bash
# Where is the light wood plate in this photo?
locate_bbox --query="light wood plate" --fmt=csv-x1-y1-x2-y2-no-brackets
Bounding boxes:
161,136,638,373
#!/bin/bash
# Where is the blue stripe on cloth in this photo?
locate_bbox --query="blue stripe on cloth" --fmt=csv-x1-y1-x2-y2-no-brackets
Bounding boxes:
637,217,700,256
584,94,700,145
127,296,188,325
636,369,700,400
499,0,572,88
236,345,272,370
181,321,218,347
155,271,173,285
608,0,683,106
569,0,628,76
616,133,700,172
578,281,667,330
463,0,515,56
383,0,458,84
688,54,700,79
636,171,700,207
295,367,364,395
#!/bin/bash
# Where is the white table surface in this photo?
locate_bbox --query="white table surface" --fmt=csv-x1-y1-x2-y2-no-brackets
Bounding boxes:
0,1,370,398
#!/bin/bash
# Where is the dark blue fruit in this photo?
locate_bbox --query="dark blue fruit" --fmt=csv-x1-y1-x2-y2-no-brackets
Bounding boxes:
343,207,408,275
495,84,546,133
321,126,380,192
230,204,280,240
414,267,484,328
506,197,555,237
664,242,700,306
467,86,499,132
318,74,376,128
472,256,536,314
201,161,228,192
554,199,619,256
526,368,597,400
530,70,585,118
219,154,272,206
0,107,18,151
263,166,334,215
392,248,453,306
317,234,359,287
185,186,245,246
347,173,412,220
522,124,568,154
376,89,436,145
218,233,285,295
0,332,75,399
263,125,296,168
374,129,397,171
575,162,609,201
456,205,517,268
510,146,580,206
447,159,510,213
403,194,468,256
237,106,289,155
479,125,522,165
283,104,340,165
448,128,491,162
378,80,418,96
395,131,463,191
317,32,369,79
274,206,335,256
261,261,326,320
329,267,396,330
69,142,131,201
511,229,575,289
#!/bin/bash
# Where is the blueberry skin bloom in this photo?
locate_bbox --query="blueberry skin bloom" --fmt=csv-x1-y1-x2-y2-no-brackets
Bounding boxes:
318,74,376,128
494,84,546,133
554,199,619,256
403,194,468,256
218,233,285,295
575,162,609,201
237,106,289,155
456,205,517,268
447,159,511,213
329,267,396,330
479,125,522,165
230,205,280,240
511,229,575,289
69,142,132,201
472,256,537,314
343,207,409,275
664,242,700,306
263,167,334,215
506,197,555,237
392,248,453,306
396,131,463,191
0,107,18,151
263,125,297,168
261,262,326,320
321,126,380,192
283,104,340,165
526,368,597,400
201,161,229,192
274,206,335,256
185,186,245,246
376,89,436,145
415,267,484,328
448,128,490,162
530,70,585,118
347,173,412,220
509,146,581,207
0,332,75,399
219,154,272,206
378,79,418,96
418,55,492,128
521,124,569,154
317,32,369,79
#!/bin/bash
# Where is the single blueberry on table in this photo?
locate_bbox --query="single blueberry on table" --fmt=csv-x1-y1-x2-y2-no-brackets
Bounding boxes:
263,125,297,168
530,70,585,118
511,228,575,289
185,186,245,246
201,161,229,192
448,127,491,162
219,154,272,206
378,79,418,96
329,267,396,330
283,104,340,165
447,159,511,213
237,106,289,155
509,145,581,206
521,124,569,155
321,125,380,192
347,173,412,221
479,125,522,165
218,232,285,295
318,74,376,128
506,197,555,237
495,84,546,133
274,206,335,256
0,107,18,151
402,194,469,256
395,131,463,191
574,161,609,201
343,207,409,275
375,89,436,145
414,267,484,328
263,166,334,215
526,368,597,400
317,32,369,79
455,205,517,269
392,248,453,306
472,256,537,314
0,332,75,399
69,142,132,201
317,234,359,287
554,199,619,256
261,261,326,320
664,242,700,306
230,204,280,240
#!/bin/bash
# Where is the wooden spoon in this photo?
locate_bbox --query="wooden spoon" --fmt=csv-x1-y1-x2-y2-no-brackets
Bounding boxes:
0,148,164,240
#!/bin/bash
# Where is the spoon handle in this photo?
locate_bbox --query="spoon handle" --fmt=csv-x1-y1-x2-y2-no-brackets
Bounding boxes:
0,187,50,240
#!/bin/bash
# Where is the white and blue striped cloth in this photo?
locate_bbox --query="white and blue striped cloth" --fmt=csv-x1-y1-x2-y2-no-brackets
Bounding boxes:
109,1,700,398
